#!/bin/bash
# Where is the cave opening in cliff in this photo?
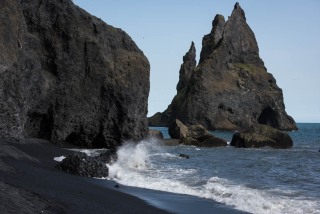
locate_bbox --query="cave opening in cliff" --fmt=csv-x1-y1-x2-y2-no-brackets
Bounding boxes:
92,133,107,148
258,107,280,128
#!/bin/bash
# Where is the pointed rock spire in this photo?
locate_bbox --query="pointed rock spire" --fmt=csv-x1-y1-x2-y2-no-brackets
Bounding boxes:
211,15,226,45
149,3,297,131
232,2,246,21
177,42,196,91
222,2,261,65
200,14,225,63
200,2,261,65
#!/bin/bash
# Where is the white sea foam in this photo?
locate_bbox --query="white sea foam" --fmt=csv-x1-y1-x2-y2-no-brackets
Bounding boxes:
203,177,320,214
54,149,106,162
107,140,320,214
150,152,178,159
68,148,107,157
53,156,65,162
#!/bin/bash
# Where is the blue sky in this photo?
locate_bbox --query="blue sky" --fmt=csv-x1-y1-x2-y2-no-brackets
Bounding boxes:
74,0,320,123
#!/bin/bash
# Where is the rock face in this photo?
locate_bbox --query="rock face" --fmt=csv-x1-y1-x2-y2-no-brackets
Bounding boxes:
230,124,293,149
168,119,227,147
149,3,296,131
0,0,149,148
168,119,188,139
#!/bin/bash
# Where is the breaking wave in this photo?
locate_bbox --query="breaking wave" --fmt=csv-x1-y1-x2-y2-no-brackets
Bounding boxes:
107,139,320,214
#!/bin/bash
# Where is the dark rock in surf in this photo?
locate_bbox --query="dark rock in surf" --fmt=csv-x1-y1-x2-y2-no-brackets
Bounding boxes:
168,120,227,147
187,125,210,141
179,154,189,159
148,3,297,131
96,149,117,164
56,153,108,178
230,124,293,149
182,124,227,147
181,135,227,147
183,135,227,147
0,0,149,149
168,119,188,140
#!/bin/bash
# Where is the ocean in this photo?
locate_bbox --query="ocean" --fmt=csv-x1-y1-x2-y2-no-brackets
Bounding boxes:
106,123,320,214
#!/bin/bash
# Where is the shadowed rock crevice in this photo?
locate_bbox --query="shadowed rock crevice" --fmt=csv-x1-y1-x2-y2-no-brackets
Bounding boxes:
258,107,280,128
149,2,297,131
24,106,54,140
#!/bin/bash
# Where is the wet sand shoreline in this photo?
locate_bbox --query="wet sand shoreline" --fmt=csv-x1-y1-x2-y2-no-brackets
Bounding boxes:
0,138,246,214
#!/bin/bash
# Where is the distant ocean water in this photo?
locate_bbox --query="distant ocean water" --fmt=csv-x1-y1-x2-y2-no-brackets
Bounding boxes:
106,123,320,214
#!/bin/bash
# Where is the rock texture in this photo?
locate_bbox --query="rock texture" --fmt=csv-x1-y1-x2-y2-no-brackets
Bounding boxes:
56,152,109,178
230,124,293,149
149,3,296,131
181,125,227,147
168,119,188,140
168,119,227,147
0,0,149,148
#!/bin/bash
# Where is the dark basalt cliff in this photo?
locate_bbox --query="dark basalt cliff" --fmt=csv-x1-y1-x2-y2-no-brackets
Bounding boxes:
0,0,150,148
149,3,296,131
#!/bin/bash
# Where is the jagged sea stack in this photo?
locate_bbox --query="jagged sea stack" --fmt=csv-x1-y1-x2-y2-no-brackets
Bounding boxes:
149,3,297,131
0,0,149,148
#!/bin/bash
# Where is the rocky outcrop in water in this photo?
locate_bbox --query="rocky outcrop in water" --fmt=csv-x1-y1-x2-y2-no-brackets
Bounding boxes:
230,124,293,149
168,119,227,147
168,119,188,140
56,153,109,178
149,3,296,131
181,124,227,147
0,0,149,148
56,150,117,177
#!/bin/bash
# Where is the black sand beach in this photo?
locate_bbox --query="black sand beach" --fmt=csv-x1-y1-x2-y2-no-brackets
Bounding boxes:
0,139,169,213
0,139,246,214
